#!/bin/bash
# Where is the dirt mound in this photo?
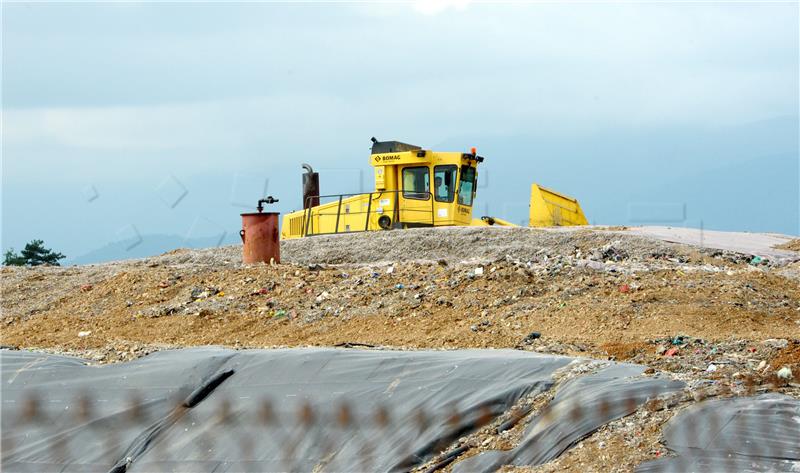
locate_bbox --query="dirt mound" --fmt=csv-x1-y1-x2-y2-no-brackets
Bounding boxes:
776,238,800,252
3,227,798,357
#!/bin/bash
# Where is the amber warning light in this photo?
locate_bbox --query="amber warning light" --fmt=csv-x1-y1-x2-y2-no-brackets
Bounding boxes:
470,147,477,155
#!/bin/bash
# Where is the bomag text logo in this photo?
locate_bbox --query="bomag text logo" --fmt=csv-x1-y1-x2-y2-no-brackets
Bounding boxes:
374,154,401,163
457,206,470,216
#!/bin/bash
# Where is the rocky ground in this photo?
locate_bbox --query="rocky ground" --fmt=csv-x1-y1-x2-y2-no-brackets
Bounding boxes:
2,226,799,471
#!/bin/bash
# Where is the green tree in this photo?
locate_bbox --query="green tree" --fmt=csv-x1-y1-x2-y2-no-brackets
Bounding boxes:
3,240,65,266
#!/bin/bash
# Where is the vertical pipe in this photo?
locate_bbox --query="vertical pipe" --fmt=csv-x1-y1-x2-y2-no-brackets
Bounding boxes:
303,200,311,237
393,191,400,228
334,195,343,234
302,164,320,210
430,191,434,226
364,193,373,231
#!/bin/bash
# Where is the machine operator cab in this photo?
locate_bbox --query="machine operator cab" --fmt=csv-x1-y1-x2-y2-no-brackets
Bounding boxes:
279,138,486,239
369,138,483,229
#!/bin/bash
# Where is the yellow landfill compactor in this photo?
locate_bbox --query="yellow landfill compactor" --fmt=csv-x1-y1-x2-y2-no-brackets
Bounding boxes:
280,138,587,239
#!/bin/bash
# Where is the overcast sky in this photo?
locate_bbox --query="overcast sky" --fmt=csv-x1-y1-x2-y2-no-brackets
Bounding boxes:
2,1,798,261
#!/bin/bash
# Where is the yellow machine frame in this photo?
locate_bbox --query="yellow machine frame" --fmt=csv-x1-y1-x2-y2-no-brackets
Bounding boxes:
281,141,483,239
280,139,588,239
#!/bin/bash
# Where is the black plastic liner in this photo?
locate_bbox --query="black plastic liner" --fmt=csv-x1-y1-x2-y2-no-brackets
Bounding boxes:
637,393,800,472
1,348,569,472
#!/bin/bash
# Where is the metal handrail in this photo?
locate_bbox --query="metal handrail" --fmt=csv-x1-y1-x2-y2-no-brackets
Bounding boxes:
302,190,435,237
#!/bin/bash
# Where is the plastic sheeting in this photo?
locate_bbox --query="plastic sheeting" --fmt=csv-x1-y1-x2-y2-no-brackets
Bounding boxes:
637,394,800,472
2,347,573,472
453,364,685,472
17,348,792,473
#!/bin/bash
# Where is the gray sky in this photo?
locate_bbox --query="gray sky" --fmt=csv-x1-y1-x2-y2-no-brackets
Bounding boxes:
2,1,798,261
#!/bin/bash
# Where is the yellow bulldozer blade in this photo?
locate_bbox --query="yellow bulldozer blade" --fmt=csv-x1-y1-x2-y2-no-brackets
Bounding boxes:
529,184,588,227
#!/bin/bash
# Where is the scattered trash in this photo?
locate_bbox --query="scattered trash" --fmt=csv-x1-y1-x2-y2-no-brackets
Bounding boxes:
761,339,788,349
749,256,764,266
386,266,395,274
618,284,630,293
80,284,93,292
473,267,484,276
521,331,541,345
78,331,92,338
308,263,323,271
671,335,688,346
596,242,628,262
776,366,793,380
273,309,287,319
315,291,330,303
258,287,269,295
706,364,717,372
664,348,679,357
191,287,219,300
395,284,405,290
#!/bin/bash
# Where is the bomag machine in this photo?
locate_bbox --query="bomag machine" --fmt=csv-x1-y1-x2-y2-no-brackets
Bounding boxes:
280,138,588,239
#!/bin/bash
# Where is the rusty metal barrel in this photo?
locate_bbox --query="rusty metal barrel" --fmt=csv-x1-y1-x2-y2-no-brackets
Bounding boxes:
240,196,280,264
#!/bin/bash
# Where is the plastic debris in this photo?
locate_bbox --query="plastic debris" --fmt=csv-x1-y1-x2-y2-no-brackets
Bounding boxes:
671,335,688,346
386,266,395,274
776,366,793,380
618,284,630,293
664,348,679,357
706,364,718,372
473,267,484,276
395,284,405,290
522,331,541,344
78,331,92,338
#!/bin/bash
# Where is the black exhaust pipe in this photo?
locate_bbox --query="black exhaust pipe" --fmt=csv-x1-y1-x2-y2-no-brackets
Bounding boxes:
302,163,319,209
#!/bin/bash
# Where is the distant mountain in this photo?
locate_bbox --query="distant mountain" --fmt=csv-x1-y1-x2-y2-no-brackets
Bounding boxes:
66,233,240,265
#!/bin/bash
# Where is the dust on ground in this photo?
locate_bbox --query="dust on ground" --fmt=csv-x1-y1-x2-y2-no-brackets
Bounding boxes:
2,226,799,471
775,238,800,252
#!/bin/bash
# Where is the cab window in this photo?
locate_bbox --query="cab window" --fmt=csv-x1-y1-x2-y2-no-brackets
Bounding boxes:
433,165,457,203
402,166,430,200
457,165,476,206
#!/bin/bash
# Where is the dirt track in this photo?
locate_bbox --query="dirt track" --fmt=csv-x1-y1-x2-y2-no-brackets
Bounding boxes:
2,226,799,471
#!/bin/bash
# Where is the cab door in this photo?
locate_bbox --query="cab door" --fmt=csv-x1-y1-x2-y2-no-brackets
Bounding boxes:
454,165,477,224
397,165,434,227
432,165,458,225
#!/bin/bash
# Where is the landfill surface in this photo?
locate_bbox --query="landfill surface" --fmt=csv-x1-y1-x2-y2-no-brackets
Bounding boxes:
2,225,799,472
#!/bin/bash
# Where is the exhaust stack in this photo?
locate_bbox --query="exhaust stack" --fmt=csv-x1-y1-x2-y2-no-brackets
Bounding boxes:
302,163,319,209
